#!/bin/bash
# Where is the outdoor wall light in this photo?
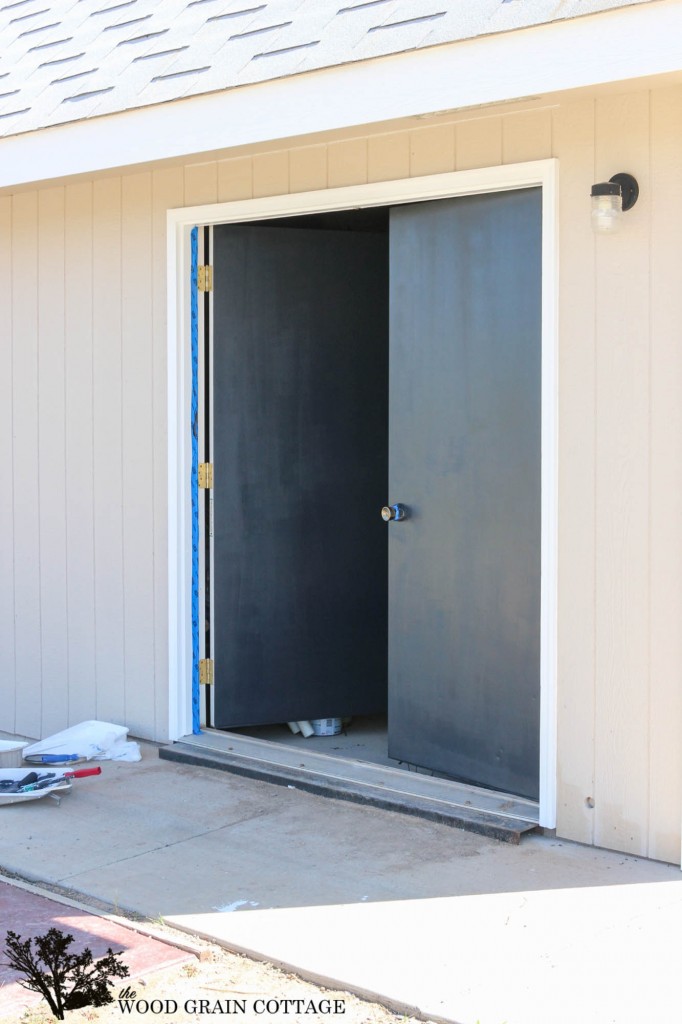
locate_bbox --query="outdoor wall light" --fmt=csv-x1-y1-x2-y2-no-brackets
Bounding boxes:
590,173,639,234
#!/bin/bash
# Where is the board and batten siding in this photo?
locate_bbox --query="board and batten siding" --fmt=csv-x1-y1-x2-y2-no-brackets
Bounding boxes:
1,83,681,864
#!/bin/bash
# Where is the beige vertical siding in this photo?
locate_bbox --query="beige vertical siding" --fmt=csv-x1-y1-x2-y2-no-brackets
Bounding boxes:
0,198,13,732
409,123,455,176
648,87,682,865
502,109,553,164
594,92,652,856
253,152,289,198
38,187,69,737
218,157,253,202
65,183,97,728
553,99,598,849
368,133,410,183
1,81,681,863
1,172,181,743
92,177,124,727
12,192,41,738
455,118,503,171
121,173,155,736
328,139,368,187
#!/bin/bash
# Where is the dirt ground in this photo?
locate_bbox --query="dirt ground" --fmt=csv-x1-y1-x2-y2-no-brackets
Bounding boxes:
3,929,434,1024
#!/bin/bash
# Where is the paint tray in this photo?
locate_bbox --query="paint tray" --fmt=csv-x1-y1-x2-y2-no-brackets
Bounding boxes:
0,768,72,806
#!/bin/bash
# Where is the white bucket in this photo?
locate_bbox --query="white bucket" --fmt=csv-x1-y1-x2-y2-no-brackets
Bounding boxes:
0,741,27,768
310,718,342,737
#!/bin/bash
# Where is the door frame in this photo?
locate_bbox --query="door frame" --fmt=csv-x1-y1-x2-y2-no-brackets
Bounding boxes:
166,158,559,827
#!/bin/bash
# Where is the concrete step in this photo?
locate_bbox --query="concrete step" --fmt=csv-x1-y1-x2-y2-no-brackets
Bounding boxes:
160,737,539,845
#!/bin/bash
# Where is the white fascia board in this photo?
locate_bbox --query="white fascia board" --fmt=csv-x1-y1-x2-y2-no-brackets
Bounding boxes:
1,0,681,190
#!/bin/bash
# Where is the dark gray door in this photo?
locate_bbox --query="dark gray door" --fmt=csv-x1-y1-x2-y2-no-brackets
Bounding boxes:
212,225,388,728
387,189,542,799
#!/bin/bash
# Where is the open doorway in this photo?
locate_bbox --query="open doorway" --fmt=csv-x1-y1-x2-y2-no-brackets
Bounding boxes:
209,206,398,772
203,188,544,803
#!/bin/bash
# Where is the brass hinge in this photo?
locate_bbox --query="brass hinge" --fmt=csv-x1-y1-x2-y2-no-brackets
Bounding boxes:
199,658,214,685
198,265,213,292
198,462,213,489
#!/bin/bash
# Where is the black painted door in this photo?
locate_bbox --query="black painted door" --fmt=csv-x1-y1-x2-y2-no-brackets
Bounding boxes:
387,189,542,799
212,225,388,728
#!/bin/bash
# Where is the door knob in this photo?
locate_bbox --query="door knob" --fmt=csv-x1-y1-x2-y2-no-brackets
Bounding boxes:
381,503,407,522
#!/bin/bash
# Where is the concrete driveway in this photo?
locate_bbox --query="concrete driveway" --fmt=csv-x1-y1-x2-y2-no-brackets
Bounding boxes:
0,743,679,1024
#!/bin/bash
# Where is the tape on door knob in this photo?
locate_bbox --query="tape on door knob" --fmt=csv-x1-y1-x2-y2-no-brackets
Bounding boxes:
381,504,407,522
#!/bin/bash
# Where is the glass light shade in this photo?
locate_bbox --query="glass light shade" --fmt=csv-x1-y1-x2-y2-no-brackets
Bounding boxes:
591,192,622,234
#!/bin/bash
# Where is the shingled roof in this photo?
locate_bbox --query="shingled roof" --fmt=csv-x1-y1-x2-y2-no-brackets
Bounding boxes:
0,0,658,139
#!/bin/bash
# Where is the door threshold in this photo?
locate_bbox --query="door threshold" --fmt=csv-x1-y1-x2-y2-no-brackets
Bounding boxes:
159,729,539,844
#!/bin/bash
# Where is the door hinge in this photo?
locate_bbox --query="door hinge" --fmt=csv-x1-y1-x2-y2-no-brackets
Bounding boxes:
199,658,214,685
198,265,213,292
198,462,213,489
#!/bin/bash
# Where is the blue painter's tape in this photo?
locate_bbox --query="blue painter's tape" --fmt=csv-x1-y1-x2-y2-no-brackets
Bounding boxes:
191,226,201,735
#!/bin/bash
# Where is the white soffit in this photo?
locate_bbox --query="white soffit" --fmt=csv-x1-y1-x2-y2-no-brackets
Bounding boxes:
0,0,679,189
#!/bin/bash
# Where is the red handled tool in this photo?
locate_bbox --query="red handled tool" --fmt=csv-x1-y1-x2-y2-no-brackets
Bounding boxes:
18,767,102,793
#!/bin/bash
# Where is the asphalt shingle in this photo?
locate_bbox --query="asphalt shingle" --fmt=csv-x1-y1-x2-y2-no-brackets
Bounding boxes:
0,0,659,138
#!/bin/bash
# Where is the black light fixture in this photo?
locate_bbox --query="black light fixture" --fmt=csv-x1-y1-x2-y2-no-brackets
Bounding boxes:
590,172,639,234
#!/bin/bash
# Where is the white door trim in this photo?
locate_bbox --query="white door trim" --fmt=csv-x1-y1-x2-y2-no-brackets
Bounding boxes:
167,158,559,828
